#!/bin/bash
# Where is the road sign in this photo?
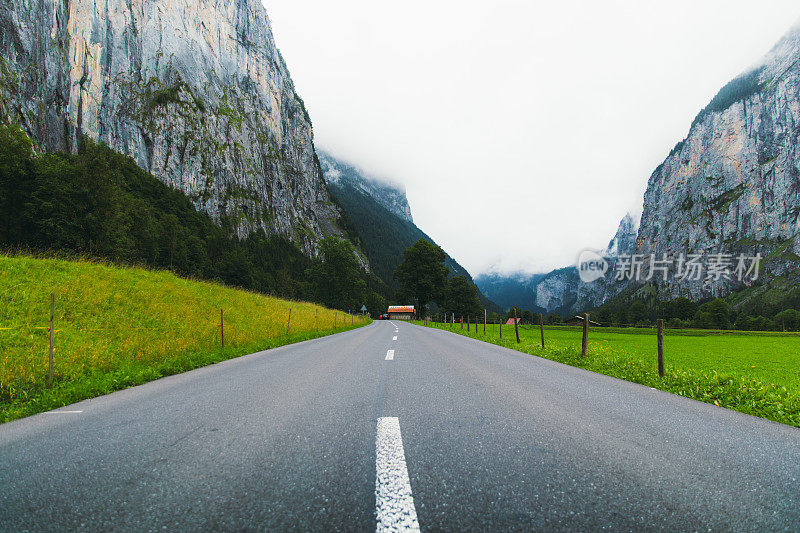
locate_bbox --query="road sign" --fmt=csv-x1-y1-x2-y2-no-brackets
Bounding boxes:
360,305,367,312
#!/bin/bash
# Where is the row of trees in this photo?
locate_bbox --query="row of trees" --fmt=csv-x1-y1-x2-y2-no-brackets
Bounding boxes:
389,236,800,331
479,296,800,332
393,240,483,318
590,295,800,331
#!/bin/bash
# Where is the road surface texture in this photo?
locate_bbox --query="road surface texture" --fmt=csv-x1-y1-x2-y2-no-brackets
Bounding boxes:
1,320,798,531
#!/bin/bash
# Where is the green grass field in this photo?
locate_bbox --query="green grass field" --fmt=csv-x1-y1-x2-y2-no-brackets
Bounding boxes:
0,254,369,423
414,321,800,427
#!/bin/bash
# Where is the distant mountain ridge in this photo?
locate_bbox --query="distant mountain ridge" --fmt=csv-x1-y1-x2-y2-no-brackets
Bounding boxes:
320,151,500,313
477,214,638,313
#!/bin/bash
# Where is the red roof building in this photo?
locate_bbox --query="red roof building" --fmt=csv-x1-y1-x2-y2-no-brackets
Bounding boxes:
387,306,415,320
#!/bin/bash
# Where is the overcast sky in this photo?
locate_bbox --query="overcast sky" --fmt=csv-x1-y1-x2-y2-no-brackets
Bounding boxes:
261,0,800,276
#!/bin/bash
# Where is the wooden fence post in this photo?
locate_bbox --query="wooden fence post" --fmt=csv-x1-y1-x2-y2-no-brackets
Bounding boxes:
220,308,225,347
334,312,337,328
467,315,470,332
540,313,545,348
514,307,520,343
499,318,502,339
48,293,54,388
657,318,665,377
286,308,292,335
315,308,318,331
484,309,486,334
581,313,589,357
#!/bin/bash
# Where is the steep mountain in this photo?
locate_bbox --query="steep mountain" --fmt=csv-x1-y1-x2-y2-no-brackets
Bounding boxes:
320,152,500,312
606,213,638,257
482,20,800,314
635,19,800,299
319,151,413,223
0,0,348,256
476,214,637,313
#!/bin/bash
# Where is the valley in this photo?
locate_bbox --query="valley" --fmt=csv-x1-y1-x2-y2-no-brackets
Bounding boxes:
1,0,800,530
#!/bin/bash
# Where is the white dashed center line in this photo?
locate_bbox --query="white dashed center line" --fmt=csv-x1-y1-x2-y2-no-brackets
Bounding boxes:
393,336,397,341
376,417,419,532
385,350,395,360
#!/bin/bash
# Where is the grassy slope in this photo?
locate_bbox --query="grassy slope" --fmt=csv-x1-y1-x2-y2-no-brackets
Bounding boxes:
413,321,800,427
0,254,369,423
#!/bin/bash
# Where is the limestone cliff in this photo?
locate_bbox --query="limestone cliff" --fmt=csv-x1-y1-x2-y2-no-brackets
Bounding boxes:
481,20,800,312
636,20,800,297
0,0,346,255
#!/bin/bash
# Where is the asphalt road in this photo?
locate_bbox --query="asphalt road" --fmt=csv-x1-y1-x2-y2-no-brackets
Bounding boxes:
1,320,798,531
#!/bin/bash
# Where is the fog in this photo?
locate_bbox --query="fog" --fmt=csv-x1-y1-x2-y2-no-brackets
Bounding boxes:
262,0,800,275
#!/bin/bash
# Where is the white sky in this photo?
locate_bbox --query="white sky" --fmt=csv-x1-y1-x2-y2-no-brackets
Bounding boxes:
261,0,800,275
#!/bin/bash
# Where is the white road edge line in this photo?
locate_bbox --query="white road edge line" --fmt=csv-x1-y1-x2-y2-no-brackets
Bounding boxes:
44,410,83,414
376,417,420,532
385,350,395,360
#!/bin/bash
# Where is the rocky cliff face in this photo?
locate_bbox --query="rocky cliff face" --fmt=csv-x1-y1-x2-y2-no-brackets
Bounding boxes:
636,20,800,297
318,150,414,223
482,21,800,312
606,212,637,257
0,0,345,256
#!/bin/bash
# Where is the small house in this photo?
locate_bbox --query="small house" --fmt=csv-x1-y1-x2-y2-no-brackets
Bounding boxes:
387,305,415,320
505,318,521,325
